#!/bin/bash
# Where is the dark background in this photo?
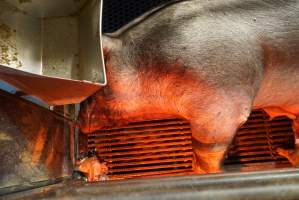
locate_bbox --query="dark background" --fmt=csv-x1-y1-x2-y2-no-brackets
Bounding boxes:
102,0,170,33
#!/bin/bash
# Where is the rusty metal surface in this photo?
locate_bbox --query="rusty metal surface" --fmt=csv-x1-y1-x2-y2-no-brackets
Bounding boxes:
0,90,74,194
3,169,299,200
0,65,101,105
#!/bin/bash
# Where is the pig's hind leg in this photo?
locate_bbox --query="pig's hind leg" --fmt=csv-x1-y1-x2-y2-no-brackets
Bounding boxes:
276,147,299,167
276,118,299,167
189,92,254,174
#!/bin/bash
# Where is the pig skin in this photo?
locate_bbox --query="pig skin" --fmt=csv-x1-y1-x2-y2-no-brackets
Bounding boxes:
79,0,299,173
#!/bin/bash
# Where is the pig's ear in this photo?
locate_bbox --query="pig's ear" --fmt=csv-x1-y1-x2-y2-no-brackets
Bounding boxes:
102,35,122,51
102,35,122,62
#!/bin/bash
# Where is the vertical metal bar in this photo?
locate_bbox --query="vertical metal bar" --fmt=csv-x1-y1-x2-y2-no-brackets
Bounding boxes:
74,104,80,161
99,0,107,86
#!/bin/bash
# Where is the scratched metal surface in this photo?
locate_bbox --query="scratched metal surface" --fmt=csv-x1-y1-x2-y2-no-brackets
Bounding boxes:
0,90,74,194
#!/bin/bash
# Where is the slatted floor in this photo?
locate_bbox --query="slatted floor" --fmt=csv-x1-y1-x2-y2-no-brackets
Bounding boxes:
86,110,295,180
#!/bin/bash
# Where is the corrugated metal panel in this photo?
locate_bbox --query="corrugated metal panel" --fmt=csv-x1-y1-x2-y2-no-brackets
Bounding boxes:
87,119,194,179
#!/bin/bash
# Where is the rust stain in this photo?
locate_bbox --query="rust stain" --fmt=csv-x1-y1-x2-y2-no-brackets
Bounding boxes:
45,127,58,174
31,126,47,165
45,146,55,172
0,23,11,39
0,22,23,68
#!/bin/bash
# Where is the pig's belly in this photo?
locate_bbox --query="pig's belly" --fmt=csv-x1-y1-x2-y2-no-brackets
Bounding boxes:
253,64,299,115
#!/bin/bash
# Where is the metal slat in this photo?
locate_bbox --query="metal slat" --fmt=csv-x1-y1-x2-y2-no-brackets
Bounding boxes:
230,145,278,152
232,138,290,146
109,162,192,173
94,124,190,134
109,169,194,179
108,157,193,168
89,130,191,141
238,125,292,133
228,157,287,164
235,132,292,140
104,151,193,162
92,135,191,147
96,119,188,130
94,146,192,157
237,128,292,136
90,140,192,151
228,150,272,157
239,122,292,130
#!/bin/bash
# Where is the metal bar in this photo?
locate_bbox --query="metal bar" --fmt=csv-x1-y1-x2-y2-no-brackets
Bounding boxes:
109,162,192,173
224,162,291,171
90,140,192,151
94,146,192,157
95,119,188,130
232,138,290,146
94,125,191,134
104,151,193,162
229,150,272,156
6,169,299,200
235,132,292,139
244,118,291,124
108,157,193,168
231,156,282,162
110,169,194,179
89,130,191,140
239,122,292,129
236,130,291,137
230,144,284,152
234,132,292,140
93,135,191,146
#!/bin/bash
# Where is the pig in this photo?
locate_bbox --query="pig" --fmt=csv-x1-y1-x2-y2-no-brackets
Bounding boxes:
79,0,299,173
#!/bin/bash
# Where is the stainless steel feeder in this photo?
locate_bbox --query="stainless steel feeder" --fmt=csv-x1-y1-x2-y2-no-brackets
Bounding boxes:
0,0,106,105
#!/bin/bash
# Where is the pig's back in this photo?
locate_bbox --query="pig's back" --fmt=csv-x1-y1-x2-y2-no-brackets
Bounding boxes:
119,0,299,113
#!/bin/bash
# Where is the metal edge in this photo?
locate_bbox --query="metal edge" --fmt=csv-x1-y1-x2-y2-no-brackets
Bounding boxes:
99,0,107,86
